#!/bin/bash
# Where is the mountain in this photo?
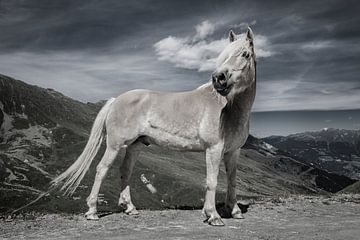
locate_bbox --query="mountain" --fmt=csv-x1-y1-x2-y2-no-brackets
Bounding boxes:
263,129,360,180
0,74,355,213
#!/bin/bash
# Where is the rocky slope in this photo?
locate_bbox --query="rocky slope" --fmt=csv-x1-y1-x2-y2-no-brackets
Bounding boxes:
263,129,360,179
0,74,355,213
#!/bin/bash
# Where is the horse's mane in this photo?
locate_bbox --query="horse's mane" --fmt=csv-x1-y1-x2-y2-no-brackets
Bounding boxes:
197,81,225,105
196,81,212,90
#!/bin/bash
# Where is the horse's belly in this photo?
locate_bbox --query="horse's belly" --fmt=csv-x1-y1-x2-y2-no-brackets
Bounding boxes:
143,127,204,151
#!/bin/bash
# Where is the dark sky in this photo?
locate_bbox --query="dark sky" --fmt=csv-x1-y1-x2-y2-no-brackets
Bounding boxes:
0,0,359,111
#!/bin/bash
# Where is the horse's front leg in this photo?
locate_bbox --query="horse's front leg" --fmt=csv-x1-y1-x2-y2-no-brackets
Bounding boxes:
203,143,224,226
224,148,243,219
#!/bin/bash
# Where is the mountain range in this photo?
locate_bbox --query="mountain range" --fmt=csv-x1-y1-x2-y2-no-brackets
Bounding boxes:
0,73,357,213
263,129,360,180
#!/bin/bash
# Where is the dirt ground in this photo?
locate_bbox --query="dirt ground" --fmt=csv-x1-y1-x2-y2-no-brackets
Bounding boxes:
1,194,360,240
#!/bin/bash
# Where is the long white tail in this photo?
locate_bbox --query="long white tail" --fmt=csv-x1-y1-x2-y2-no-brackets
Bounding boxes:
51,98,116,196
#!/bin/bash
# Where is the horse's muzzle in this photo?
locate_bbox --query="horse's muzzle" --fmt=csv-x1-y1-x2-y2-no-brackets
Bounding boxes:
212,80,232,96
212,72,232,96
214,86,232,96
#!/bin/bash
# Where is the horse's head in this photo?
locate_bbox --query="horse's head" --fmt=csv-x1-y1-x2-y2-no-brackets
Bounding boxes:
212,27,256,99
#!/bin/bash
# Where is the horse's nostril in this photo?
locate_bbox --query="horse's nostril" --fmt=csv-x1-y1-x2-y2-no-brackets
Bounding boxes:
218,73,226,81
212,72,227,86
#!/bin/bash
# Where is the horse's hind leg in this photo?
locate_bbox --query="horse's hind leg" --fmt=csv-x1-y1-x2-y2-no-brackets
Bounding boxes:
85,145,120,220
118,141,142,215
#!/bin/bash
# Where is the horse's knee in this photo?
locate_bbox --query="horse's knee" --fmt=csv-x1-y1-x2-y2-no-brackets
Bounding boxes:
206,180,217,191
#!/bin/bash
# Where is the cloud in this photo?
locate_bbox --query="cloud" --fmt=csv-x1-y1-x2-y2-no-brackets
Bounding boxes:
154,36,226,72
0,47,212,103
0,50,178,102
253,79,360,111
194,20,216,40
1,0,360,113
301,41,333,51
154,20,274,72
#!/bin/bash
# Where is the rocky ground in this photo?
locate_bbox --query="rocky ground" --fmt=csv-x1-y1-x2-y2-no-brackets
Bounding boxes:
1,194,359,240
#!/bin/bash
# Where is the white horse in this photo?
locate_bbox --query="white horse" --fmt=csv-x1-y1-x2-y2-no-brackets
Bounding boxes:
52,27,257,226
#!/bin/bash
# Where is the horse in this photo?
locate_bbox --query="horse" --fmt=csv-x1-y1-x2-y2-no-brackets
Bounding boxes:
52,27,257,226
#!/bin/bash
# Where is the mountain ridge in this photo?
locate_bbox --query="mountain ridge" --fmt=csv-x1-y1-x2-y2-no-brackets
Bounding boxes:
263,129,360,180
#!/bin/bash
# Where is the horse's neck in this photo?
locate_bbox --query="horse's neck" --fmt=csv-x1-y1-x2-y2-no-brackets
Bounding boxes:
197,80,256,116
220,81,256,140
229,81,256,118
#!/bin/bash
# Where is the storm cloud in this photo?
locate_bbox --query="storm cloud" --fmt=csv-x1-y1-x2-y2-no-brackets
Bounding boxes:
0,0,359,111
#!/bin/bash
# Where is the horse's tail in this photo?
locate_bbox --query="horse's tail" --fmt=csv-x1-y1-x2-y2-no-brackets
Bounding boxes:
51,97,116,196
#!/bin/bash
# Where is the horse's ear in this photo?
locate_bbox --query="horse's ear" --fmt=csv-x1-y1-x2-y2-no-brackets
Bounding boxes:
229,30,236,42
246,27,254,43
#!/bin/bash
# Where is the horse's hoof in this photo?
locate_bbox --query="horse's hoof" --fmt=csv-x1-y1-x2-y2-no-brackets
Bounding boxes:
126,208,139,216
205,217,225,226
232,212,244,219
85,212,99,220
118,199,126,207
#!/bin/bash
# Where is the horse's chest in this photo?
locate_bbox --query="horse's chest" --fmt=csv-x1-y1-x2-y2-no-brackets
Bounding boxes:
223,118,250,151
226,128,248,150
